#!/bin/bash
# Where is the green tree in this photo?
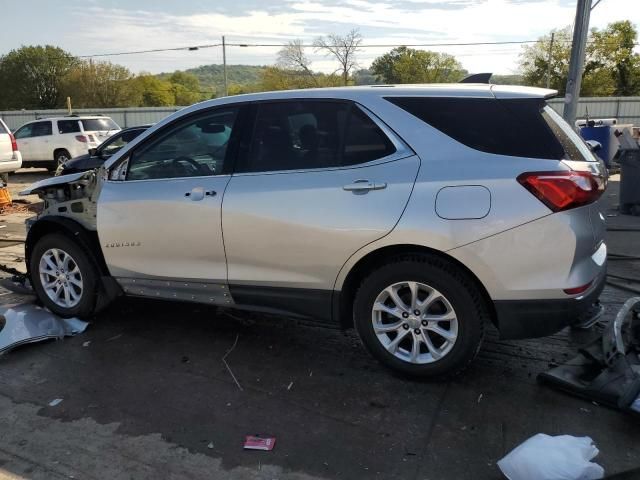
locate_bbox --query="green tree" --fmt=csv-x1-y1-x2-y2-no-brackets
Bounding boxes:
371,47,466,84
0,45,77,109
130,75,175,106
168,71,203,105
520,21,640,96
61,60,137,108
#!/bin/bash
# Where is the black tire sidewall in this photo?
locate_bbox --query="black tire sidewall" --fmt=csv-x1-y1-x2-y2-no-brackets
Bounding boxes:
30,233,98,318
354,258,485,378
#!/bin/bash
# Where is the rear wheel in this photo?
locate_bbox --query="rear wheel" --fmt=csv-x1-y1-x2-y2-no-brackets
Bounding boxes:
353,255,486,378
30,234,98,318
52,150,71,172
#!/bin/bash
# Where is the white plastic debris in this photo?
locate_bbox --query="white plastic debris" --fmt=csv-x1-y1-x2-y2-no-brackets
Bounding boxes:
48,398,63,407
498,434,604,480
0,303,88,355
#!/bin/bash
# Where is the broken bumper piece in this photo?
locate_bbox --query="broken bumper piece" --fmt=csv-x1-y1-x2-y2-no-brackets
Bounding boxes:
0,303,88,355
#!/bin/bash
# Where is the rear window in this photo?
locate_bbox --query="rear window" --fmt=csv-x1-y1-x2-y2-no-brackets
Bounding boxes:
541,106,591,162
386,97,569,160
58,120,81,134
81,118,119,131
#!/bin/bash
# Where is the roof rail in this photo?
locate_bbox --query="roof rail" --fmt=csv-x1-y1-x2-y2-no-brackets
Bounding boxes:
460,73,492,84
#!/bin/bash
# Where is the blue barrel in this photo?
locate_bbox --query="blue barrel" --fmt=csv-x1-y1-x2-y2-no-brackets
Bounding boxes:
580,126,611,166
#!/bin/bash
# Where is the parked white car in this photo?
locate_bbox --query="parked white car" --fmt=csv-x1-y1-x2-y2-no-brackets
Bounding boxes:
14,116,120,171
0,118,22,183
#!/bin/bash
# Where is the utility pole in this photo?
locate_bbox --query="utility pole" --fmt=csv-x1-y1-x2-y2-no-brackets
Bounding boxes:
562,0,591,126
222,35,228,97
545,32,555,89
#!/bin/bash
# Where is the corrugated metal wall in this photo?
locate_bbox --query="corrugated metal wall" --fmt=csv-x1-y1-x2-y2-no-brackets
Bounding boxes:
0,107,182,130
1,97,640,131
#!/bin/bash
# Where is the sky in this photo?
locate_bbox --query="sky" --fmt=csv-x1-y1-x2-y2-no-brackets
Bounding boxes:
1,0,638,75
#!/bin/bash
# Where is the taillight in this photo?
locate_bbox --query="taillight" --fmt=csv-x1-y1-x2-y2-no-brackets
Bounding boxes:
517,171,603,212
563,281,592,295
75,135,88,143
9,134,17,152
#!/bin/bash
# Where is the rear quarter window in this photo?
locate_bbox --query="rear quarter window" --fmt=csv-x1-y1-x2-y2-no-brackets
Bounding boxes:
386,97,566,160
58,120,81,134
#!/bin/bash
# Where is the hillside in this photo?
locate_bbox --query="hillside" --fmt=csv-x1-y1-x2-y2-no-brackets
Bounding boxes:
158,64,266,94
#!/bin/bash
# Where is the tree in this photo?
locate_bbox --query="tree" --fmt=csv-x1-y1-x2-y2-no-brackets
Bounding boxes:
61,60,137,108
168,71,203,105
0,45,77,109
277,40,318,86
314,29,362,85
130,75,175,106
371,47,466,84
519,21,640,96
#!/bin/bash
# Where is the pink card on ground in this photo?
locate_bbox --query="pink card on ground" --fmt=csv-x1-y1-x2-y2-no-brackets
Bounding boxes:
243,435,276,451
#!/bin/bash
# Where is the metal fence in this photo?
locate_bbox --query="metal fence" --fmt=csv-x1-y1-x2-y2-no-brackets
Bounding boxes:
1,96,640,131
0,107,183,131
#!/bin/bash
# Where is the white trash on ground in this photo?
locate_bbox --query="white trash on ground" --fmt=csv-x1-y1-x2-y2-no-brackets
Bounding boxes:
498,433,604,480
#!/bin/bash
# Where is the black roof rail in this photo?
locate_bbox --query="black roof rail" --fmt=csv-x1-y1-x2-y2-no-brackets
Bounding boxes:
459,73,492,84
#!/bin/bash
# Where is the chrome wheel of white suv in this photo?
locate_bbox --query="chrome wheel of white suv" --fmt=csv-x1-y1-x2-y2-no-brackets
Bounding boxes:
372,281,458,364
39,248,83,308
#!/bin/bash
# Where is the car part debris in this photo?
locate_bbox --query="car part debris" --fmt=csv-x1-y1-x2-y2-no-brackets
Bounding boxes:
0,303,88,355
48,398,63,407
498,434,604,480
243,435,276,451
539,297,640,415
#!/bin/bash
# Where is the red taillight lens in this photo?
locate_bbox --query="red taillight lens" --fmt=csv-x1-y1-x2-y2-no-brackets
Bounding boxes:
9,134,17,152
75,135,88,143
563,281,592,295
517,171,603,212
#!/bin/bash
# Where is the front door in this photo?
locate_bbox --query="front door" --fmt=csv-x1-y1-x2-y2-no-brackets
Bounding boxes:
98,106,241,291
222,100,419,320
14,123,35,161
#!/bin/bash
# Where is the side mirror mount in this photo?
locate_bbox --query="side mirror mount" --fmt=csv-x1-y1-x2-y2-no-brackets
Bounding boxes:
585,140,602,153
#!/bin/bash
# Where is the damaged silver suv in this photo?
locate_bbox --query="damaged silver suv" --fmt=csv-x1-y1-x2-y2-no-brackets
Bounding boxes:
21,84,607,378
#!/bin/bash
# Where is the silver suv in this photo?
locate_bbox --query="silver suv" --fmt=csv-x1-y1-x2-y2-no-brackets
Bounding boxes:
20,84,607,377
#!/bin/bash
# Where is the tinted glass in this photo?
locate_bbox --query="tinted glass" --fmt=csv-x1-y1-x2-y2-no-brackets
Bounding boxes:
343,107,396,166
14,125,33,139
81,118,119,131
58,120,81,134
541,106,591,161
242,101,395,173
100,128,145,157
386,97,566,159
127,108,237,180
31,121,52,137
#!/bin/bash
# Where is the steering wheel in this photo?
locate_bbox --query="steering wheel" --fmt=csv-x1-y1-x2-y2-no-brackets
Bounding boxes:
171,156,204,175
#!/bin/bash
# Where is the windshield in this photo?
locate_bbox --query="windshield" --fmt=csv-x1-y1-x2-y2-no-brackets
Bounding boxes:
81,118,120,132
542,106,595,162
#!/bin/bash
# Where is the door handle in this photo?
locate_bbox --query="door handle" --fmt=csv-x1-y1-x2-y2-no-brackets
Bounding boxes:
343,179,387,193
185,187,216,201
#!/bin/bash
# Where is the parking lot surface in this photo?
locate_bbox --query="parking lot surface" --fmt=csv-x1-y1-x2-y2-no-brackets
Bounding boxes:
0,170,638,479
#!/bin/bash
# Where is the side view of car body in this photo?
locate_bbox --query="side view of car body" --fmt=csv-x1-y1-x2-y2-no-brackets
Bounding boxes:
20,84,607,377
0,118,22,181
15,116,120,171
56,125,151,176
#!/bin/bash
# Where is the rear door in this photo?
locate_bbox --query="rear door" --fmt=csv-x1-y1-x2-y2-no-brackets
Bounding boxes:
222,100,419,318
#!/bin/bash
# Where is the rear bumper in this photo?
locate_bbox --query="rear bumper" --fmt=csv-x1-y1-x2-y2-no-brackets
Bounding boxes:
493,262,607,340
0,153,22,173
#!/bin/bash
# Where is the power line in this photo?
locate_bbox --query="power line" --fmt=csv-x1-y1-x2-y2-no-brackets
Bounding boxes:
78,43,221,58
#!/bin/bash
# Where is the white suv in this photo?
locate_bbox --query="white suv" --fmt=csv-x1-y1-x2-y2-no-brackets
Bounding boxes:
14,116,120,171
0,118,22,183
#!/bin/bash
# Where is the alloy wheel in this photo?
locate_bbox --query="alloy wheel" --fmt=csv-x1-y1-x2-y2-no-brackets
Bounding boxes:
371,281,458,364
38,248,83,308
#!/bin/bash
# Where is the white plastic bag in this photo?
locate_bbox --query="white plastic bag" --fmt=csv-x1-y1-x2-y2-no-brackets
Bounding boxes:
498,434,604,480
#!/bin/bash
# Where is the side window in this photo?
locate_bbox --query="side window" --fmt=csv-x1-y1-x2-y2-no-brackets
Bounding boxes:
126,108,238,181
14,124,33,139
241,101,396,173
31,121,53,137
343,107,396,166
385,97,565,160
58,120,81,134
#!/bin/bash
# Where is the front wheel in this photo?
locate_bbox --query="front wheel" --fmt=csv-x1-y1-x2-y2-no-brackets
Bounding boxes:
353,255,487,378
30,234,98,318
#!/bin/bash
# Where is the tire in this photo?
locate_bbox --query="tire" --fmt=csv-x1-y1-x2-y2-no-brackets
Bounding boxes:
30,233,99,318
353,254,487,378
52,150,71,172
